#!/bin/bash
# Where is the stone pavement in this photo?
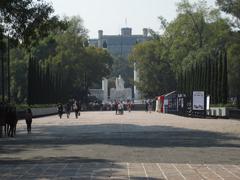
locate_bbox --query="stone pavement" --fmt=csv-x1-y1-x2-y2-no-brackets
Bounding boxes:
1,163,240,179
0,111,240,179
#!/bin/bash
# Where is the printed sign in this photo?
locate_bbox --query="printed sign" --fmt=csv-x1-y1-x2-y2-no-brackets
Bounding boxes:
192,91,205,111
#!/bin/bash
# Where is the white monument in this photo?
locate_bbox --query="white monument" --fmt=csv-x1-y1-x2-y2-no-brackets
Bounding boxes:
134,63,141,101
90,75,132,102
110,75,132,100
102,78,108,102
116,75,125,90
89,78,108,102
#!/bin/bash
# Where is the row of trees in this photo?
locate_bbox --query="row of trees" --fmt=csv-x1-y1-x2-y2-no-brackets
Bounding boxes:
11,16,113,104
130,0,240,106
178,49,228,104
1,1,113,105
28,57,64,104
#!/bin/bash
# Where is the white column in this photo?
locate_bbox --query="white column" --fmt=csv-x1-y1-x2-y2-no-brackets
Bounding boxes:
134,63,140,100
102,78,108,102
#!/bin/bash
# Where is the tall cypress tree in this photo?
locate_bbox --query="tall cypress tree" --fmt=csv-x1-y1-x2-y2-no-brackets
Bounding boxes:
215,51,219,104
203,60,208,92
32,57,37,104
183,69,187,94
191,64,195,93
218,50,223,103
27,55,33,105
207,56,211,95
211,55,215,104
222,49,228,104
180,70,183,93
199,62,203,90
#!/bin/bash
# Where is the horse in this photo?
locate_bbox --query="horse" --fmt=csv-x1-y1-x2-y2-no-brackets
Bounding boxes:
1,106,18,137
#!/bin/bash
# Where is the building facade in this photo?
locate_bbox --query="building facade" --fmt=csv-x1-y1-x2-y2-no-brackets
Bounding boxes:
89,27,149,100
89,27,149,57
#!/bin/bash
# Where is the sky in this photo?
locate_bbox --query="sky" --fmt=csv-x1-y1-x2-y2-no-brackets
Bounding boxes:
49,0,217,38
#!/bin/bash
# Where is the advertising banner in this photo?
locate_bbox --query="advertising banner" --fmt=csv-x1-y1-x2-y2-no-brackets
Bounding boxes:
192,91,205,111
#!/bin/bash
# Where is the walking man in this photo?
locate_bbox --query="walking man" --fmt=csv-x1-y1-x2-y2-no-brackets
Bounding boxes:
25,108,32,134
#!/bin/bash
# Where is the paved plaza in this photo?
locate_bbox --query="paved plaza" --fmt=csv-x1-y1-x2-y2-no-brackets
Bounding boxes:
0,111,240,179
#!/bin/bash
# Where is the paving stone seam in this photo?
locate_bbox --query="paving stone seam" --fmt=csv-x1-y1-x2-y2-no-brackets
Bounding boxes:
75,163,82,177
40,163,52,177
141,163,148,179
172,163,186,180
234,165,240,170
55,163,68,177
206,165,224,180
187,164,207,180
17,163,37,180
157,163,168,180
220,165,240,179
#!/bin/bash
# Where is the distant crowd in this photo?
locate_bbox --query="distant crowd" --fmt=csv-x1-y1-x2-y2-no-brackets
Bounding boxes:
57,100,81,119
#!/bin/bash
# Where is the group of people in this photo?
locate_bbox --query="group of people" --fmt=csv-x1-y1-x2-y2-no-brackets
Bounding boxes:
57,100,81,119
114,100,134,115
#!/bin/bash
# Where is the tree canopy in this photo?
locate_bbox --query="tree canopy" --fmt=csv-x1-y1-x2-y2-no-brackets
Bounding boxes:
9,16,113,104
130,0,238,106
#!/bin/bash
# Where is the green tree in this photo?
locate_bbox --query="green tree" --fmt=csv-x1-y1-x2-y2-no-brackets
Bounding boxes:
216,0,240,29
130,40,176,97
110,56,133,88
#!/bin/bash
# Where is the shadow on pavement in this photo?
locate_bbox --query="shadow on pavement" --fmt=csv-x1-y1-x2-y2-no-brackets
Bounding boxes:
0,156,110,164
1,123,240,150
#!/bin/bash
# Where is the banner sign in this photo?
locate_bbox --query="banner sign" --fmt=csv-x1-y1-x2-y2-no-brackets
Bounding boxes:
192,91,205,111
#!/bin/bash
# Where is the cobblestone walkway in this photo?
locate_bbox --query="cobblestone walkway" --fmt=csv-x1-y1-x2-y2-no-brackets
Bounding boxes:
1,111,240,179
1,163,240,179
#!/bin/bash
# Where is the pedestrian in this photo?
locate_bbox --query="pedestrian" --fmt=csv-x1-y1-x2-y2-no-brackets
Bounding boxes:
25,108,32,134
73,101,79,119
57,103,63,119
118,101,124,115
65,103,71,119
114,100,118,115
78,101,81,116
145,100,149,112
148,99,153,113
127,100,131,112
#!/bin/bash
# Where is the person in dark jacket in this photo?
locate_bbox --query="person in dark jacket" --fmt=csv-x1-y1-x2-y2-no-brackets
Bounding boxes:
25,108,32,134
114,100,118,115
57,103,63,119
65,103,71,119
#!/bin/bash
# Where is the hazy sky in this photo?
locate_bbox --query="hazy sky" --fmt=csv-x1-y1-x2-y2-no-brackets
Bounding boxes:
50,0,217,38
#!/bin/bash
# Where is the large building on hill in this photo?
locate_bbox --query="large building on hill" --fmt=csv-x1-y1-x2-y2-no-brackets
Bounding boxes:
89,27,149,101
89,27,149,57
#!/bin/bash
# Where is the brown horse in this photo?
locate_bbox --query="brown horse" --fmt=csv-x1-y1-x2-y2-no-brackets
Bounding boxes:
6,107,18,137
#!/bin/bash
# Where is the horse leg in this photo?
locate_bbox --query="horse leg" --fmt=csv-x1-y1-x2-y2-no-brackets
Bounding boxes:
13,120,18,136
10,125,14,137
4,124,7,136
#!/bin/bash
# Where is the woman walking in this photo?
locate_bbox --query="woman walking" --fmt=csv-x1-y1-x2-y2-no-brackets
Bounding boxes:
25,108,32,134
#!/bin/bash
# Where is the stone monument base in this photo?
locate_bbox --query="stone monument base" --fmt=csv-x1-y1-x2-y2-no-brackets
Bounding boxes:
110,88,132,101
